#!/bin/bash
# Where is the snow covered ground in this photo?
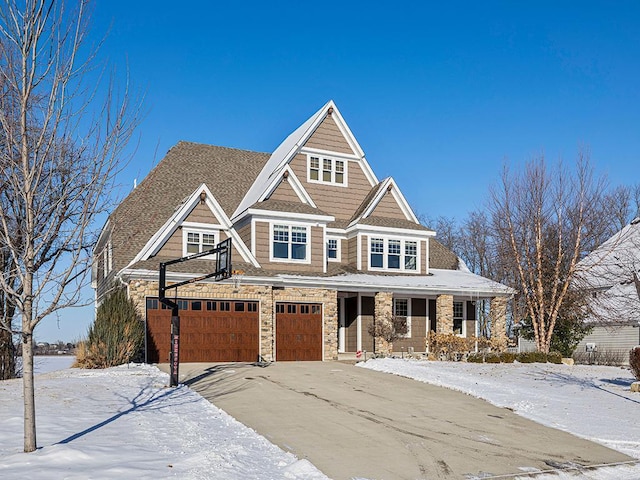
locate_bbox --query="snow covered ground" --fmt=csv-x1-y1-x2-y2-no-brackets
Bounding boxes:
360,358,640,479
1,358,639,479
0,362,327,480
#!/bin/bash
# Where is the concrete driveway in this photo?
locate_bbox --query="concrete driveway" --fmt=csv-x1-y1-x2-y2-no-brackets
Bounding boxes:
164,362,633,479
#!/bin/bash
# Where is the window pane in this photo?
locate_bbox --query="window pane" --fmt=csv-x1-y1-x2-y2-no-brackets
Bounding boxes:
405,241,417,270
310,169,319,180
187,232,199,243
371,253,383,268
291,226,306,243
394,299,408,317
405,255,416,270
273,225,288,242
202,234,216,247
389,240,401,254
371,238,384,253
453,301,464,318
335,173,344,184
310,157,319,168
291,243,306,260
335,160,344,173
235,302,245,312
206,301,217,311
274,242,288,258
288,304,296,313
191,301,202,311
388,254,400,269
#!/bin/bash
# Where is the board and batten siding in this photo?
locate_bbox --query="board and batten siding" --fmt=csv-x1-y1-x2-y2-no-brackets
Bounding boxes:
305,116,354,155
253,221,324,272
289,152,374,221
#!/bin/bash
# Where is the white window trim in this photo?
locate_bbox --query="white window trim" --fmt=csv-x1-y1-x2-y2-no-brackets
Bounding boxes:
182,227,220,257
269,222,311,264
367,236,421,273
394,297,412,338
326,236,341,262
307,154,348,187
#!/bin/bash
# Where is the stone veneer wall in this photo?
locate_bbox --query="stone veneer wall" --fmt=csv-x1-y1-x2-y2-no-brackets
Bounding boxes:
436,294,454,333
127,280,338,362
374,291,393,355
490,296,508,347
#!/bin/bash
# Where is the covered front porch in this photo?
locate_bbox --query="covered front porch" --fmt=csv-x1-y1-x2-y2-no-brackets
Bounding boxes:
336,291,509,355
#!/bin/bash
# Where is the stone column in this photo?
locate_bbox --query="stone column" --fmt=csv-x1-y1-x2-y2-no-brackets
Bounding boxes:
436,294,453,333
490,296,508,350
374,291,393,355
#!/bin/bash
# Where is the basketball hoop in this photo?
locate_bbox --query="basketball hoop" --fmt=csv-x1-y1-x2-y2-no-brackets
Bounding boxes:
232,269,245,288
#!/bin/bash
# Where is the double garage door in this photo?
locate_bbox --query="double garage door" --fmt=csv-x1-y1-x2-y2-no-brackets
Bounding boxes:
145,298,322,363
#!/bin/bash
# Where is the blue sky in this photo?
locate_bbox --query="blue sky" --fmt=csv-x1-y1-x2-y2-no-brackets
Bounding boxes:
36,1,640,342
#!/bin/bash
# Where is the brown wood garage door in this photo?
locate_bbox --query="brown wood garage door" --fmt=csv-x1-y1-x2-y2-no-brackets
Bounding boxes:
145,298,259,363
276,303,323,361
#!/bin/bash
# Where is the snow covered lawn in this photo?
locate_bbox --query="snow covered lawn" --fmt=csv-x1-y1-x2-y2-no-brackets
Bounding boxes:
360,358,640,476
0,363,327,479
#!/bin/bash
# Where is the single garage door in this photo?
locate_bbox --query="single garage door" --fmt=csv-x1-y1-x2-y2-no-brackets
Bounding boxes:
145,298,259,363
276,302,323,361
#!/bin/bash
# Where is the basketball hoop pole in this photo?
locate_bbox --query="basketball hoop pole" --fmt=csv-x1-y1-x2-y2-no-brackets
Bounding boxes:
159,238,232,387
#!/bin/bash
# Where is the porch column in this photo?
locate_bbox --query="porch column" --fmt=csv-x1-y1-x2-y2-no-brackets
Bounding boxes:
374,291,393,355
490,296,508,349
436,294,454,333
338,297,345,353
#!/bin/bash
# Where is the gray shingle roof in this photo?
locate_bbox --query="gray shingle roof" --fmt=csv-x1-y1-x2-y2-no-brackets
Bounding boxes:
429,239,458,270
110,142,269,272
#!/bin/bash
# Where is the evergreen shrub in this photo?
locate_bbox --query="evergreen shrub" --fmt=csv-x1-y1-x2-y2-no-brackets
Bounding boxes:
485,352,501,363
499,352,516,363
74,288,144,368
467,353,484,363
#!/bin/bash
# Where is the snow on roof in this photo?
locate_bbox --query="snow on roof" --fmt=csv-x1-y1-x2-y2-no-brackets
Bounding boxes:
277,268,514,297
232,101,332,219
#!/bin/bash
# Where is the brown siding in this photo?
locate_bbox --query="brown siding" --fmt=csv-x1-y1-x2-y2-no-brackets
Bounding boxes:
361,296,375,353
254,221,324,273
339,238,347,263
186,202,220,224
268,178,301,203
361,236,368,270
305,115,354,155
394,298,427,352
236,218,252,253
159,228,183,258
348,237,357,268
370,191,407,220
289,153,374,221
422,240,427,272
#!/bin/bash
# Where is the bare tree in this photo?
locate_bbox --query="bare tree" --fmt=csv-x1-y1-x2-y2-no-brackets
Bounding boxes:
488,152,612,353
0,0,138,452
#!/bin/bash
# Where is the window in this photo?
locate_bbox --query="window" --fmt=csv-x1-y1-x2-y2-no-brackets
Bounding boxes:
393,298,410,337
191,301,202,311
220,301,230,311
308,155,346,186
287,304,297,314
234,302,245,312
146,298,158,310
327,238,338,260
370,238,384,268
276,304,285,314
388,240,401,269
405,242,417,270
300,305,310,314
312,305,321,314
177,300,188,310
272,224,308,262
184,230,217,256
453,301,464,335
206,301,217,311
369,237,419,272
248,302,258,312
310,156,320,180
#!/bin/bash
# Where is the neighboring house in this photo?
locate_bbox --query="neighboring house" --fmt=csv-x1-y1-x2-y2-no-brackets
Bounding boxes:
92,101,512,363
574,217,640,360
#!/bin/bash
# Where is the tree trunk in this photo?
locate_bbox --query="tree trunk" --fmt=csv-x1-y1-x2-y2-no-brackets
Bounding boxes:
22,325,36,452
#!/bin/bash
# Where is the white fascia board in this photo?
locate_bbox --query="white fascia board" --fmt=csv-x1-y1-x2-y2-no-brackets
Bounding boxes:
94,218,111,255
326,228,348,238
260,165,317,208
240,209,335,224
346,223,435,238
126,184,259,269
329,102,365,159
299,146,360,161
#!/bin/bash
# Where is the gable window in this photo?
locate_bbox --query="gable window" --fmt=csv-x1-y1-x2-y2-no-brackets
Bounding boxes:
327,238,340,261
272,224,308,262
394,298,411,337
369,237,420,272
308,155,347,186
184,230,217,256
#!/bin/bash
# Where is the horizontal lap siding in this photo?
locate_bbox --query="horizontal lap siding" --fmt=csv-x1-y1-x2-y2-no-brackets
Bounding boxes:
394,298,427,352
371,192,408,220
577,326,640,353
305,116,354,155
345,297,358,352
268,179,301,203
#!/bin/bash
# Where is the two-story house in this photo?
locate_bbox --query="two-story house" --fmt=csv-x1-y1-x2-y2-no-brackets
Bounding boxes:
92,101,512,363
